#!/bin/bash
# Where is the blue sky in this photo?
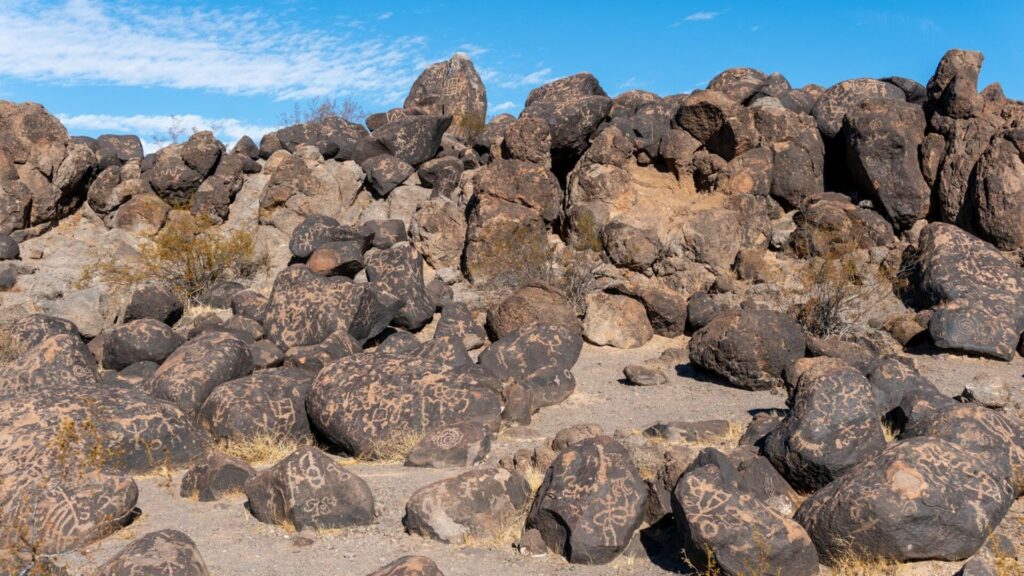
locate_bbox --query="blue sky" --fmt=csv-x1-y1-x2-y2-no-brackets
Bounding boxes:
1,0,1021,152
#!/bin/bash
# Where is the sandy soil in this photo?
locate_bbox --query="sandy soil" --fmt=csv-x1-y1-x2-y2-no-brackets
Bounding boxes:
62,336,1024,575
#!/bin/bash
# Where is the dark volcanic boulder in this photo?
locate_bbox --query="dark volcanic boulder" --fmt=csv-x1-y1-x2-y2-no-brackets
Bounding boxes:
478,322,583,409
372,116,452,166
843,97,930,229
811,78,905,139
708,67,769,103
263,265,398,349
198,368,315,442
795,437,1015,563
101,319,184,370
462,193,547,285
404,53,487,143
149,331,253,418
868,356,954,426
764,358,887,491
676,90,760,161
9,313,82,349
308,240,364,277
244,446,375,530
973,133,1024,250
1,476,139,558
124,284,184,325
904,403,1024,495
672,461,818,576
433,302,487,351
526,436,646,565
487,283,580,339
364,243,434,331
521,73,612,162
927,49,985,119
288,214,365,259
0,333,96,397
915,223,1024,360
404,420,494,468
94,530,210,576
404,467,531,543
180,452,255,502
688,309,806,390
362,153,414,197
306,352,502,458
365,556,445,576
471,159,563,222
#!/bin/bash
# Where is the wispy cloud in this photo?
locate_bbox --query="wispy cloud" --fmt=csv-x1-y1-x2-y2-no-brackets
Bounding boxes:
458,43,490,57
489,101,517,113
498,67,553,89
378,11,393,20
685,11,720,21
57,113,277,154
619,77,643,89
0,0,429,102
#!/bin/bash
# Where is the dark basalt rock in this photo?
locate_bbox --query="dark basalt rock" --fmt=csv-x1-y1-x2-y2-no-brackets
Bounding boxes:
478,322,583,409
198,367,315,443
526,436,646,565
404,467,530,543
306,351,502,458
180,452,255,502
795,437,1015,563
688,309,806,390
149,331,253,418
95,530,211,576
101,318,184,371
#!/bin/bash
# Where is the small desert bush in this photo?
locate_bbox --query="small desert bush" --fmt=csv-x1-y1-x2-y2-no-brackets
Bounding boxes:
81,215,265,305
218,433,307,466
796,246,890,339
488,231,602,317
280,96,366,126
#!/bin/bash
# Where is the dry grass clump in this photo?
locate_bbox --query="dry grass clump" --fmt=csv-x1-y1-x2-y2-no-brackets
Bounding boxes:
48,404,122,482
218,433,308,466
825,553,898,576
357,429,426,463
80,214,265,305
0,328,24,367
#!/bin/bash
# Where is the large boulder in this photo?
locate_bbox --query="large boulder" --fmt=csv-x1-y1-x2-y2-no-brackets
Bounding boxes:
470,159,563,223
672,460,819,576
403,467,531,543
688,309,806,390
581,292,653,349
795,437,1015,563
520,73,613,164
904,403,1024,495
927,49,985,119
258,117,368,160
244,446,375,530
404,53,487,143
364,243,434,331
306,352,502,458
148,331,253,418
526,436,647,565
478,322,582,409
180,451,255,502
100,319,184,371
1,475,138,558
263,265,398,349
915,223,1024,360
198,368,315,443
764,358,887,491
94,530,210,576
463,193,548,286
372,116,452,166
843,98,930,229
409,197,466,270
487,283,580,339
973,133,1024,250
811,78,905,139
676,90,760,161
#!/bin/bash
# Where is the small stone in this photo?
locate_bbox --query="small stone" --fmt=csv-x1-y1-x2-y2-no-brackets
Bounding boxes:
961,375,1012,409
623,364,667,386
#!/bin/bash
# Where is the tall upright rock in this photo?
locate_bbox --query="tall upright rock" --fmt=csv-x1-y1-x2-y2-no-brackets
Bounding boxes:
404,53,488,142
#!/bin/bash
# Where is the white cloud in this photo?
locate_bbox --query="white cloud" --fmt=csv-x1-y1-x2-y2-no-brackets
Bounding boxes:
498,68,553,89
0,0,429,102
57,113,278,154
685,11,720,21
458,43,490,57
378,11,393,20
489,101,517,113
